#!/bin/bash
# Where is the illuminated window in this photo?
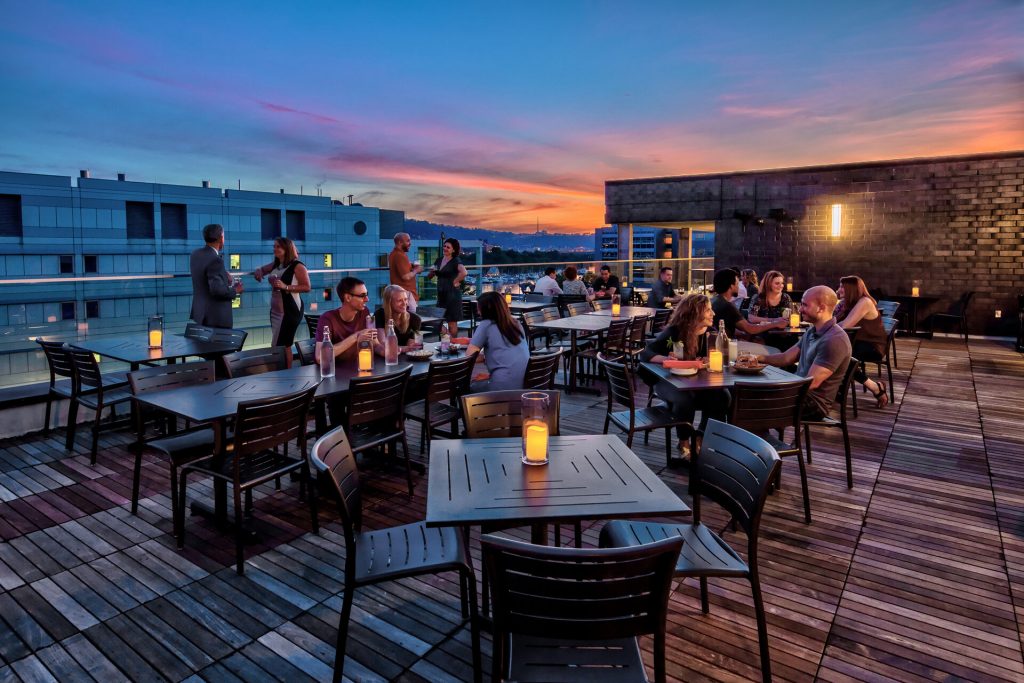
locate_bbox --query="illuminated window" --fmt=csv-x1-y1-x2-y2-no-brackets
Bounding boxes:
229,254,240,270
324,254,333,268
232,296,241,309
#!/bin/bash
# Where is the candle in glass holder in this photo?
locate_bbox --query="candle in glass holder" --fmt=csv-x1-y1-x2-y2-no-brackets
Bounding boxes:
790,313,801,328
786,277,794,292
522,421,549,465
505,292,512,304
708,349,723,372
358,345,373,372
611,293,621,316
148,328,163,348
911,286,920,297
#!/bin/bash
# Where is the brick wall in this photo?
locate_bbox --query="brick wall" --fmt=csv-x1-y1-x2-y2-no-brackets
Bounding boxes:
605,151,1024,336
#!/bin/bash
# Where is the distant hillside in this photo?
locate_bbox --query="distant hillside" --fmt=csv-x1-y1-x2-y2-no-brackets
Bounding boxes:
405,219,592,251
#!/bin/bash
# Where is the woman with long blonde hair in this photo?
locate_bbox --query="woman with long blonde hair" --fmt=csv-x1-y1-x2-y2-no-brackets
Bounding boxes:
374,284,422,346
640,292,729,455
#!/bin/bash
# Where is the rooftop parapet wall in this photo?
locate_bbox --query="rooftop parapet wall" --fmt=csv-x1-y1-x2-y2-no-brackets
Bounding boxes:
605,151,1024,337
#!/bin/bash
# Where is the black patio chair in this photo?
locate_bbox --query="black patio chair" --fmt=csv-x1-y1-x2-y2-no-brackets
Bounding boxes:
404,353,477,453
310,425,481,683
127,361,217,522
178,385,318,573
730,377,813,523
222,346,290,378
929,291,974,343
344,366,415,494
803,357,859,489
484,533,682,683
523,348,562,389
294,338,317,366
304,313,321,338
600,419,781,683
598,353,694,468
66,346,133,463
36,339,81,436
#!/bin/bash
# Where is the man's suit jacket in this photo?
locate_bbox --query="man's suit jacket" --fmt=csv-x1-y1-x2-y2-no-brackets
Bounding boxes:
190,245,236,328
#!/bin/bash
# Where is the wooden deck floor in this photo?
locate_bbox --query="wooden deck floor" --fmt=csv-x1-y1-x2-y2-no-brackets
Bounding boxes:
0,337,1022,682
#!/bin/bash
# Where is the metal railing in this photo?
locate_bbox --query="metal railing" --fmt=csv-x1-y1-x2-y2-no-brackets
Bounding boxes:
0,256,713,388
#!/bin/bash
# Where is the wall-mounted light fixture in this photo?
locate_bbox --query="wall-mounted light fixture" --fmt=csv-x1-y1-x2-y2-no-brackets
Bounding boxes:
831,204,842,237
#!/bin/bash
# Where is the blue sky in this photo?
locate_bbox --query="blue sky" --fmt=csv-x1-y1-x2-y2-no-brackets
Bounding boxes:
1,0,1021,232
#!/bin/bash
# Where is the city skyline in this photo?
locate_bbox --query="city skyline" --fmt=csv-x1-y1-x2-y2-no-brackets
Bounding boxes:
1,0,1022,234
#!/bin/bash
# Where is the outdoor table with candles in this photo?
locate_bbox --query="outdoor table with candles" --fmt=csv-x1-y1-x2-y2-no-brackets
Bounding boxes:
71,334,242,371
425,433,690,545
587,306,659,318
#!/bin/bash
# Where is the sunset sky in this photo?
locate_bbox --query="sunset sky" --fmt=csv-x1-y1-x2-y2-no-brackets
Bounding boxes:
1,1,1022,233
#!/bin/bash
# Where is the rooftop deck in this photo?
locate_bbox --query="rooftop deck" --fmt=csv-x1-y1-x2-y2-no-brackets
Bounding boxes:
0,336,1022,682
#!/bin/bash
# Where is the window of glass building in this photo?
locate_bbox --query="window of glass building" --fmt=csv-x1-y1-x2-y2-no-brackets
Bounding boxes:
0,194,22,238
84,254,98,273
126,201,155,239
229,254,240,270
286,210,305,241
261,209,280,240
323,254,332,268
61,302,75,320
323,288,332,301
353,220,367,235
85,301,100,318
160,202,188,239
59,254,74,274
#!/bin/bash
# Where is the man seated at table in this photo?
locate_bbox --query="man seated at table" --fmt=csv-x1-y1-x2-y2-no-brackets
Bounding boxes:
315,276,383,364
649,266,682,309
593,265,619,299
757,285,852,419
534,266,563,296
711,268,787,338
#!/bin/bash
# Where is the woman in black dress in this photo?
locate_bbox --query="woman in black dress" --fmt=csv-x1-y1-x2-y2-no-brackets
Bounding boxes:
252,236,310,347
427,238,467,338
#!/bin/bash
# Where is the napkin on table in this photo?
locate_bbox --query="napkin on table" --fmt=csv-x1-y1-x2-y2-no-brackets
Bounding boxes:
662,359,702,369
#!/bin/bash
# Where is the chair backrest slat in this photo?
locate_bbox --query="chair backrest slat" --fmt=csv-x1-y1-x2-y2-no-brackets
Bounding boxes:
310,425,363,539
593,300,612,311
184,322,214,341
523,349,562,389
482,535,682,642
346,367,412,428
651,308,672,333
66,347,104,390
426,353,477,404
294,338,317,366
729,379,810,434
207,327,248,350
603,318,631,355
233,385,316,458
36,340,75,384
222,347,289,378
461,390,560,438
129,360,215,395
566,301,592,317
598,353,635,411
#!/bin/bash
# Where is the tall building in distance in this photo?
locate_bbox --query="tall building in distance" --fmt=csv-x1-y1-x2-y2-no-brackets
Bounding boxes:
593,224,714,284
0,170,400,387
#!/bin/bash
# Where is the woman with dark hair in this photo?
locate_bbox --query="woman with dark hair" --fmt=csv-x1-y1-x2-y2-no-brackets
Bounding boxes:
741,268,760,299
748,269,792,323
375,284,422,346
835,275,889,407
253,236,310,347
640,292,730,454
561,265,589,296
467,291,530,391
427,237,468,338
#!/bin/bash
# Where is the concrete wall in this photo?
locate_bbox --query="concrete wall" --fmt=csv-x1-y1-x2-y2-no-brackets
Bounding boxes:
606,151,1024,336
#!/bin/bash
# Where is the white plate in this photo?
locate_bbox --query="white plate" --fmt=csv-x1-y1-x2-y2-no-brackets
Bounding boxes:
669,367,699,376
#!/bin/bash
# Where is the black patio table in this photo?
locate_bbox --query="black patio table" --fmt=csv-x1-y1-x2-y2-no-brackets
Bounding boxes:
425,434,690,545
588,305,660,318
530,313,617,394
465,295,553,314
71,334,242,370
881,294,940,336
640,360,803,391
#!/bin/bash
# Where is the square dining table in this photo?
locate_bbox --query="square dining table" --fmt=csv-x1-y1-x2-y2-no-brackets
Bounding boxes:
426,434,690,544
71,333,243,370
640,360,803,391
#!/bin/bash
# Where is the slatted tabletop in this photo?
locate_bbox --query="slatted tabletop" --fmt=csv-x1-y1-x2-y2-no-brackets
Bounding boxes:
426,434,690,537
588,306,660,318
641,361,803,390
71,335,241,367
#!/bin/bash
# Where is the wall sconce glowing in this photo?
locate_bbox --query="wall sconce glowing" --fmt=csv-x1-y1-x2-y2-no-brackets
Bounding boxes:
831,204,842,237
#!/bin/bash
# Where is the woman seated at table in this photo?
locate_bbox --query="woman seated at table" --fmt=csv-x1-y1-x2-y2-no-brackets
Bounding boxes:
315,276,382,364
467,291,530,391
835,275,889,407
747,269,793,323
561,265,590,297
741,268,760,299
375,284,422,347
640,292,730,455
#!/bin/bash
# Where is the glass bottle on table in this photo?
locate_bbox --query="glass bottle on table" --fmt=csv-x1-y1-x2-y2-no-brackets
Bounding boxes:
319,326,334,379
439,326,451,354
385,319,399,365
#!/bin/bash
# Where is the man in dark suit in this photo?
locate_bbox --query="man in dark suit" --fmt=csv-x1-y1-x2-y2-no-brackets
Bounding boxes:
190,223,242,328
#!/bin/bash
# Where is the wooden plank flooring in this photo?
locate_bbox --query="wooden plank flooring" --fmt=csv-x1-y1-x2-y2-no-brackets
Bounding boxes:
0,337,1021,682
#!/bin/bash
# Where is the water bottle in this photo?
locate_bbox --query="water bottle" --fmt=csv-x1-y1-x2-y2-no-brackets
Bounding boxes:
439,326,451,354
716,320,729,359
319,326,334,379
385,319,399,365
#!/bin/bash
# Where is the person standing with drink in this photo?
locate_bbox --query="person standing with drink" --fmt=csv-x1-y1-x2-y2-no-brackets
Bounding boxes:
252,237,310,348
426,237,467,339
